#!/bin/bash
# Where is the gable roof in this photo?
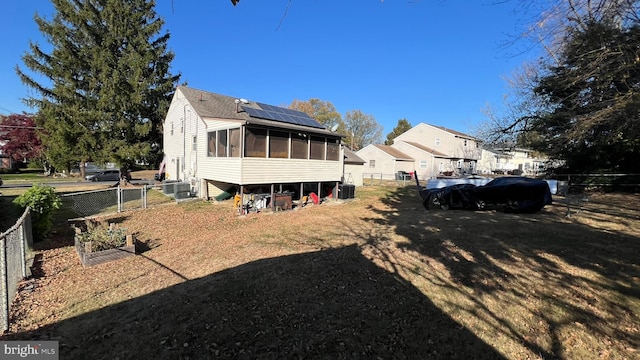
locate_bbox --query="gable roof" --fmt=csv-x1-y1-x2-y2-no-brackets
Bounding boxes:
373,145,413,160
403,141,448,157
344,148,365,164
402,122,478,141
431,124,478,141
177,86,338,136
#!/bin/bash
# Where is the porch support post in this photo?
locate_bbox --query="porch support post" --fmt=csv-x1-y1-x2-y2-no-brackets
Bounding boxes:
300,182,304,201
270,184,275,211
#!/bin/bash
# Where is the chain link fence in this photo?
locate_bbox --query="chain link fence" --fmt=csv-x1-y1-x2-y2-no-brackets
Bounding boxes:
0,208,32,332
61,186,149,218
362,173,415,187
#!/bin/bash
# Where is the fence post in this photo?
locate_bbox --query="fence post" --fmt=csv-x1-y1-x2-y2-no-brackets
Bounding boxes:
1,238,8,332
117,186,122,213
19,223,26,278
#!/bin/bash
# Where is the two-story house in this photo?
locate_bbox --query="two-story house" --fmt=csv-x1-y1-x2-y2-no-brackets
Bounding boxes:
477,146,548,175
356,123,482,180
162,86,344,203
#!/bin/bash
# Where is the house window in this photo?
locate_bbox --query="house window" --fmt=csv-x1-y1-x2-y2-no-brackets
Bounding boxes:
269,130,289,158
207,132,216,157
419,160,427,169
464,139,468,147
309,136,325,160
291,132,308,159
192,136,197,151
217,130,228,157
245,127,267,158
369,160,376,168
229,128,241,157
180,120,184,134
170,122,174,136
435,138,440,146
326,138,340,161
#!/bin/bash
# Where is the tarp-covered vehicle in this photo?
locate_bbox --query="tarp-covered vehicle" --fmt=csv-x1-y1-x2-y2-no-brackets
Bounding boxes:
420,176,552,213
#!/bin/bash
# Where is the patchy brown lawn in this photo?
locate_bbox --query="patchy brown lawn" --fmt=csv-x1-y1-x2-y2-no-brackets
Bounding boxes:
2,186,639,359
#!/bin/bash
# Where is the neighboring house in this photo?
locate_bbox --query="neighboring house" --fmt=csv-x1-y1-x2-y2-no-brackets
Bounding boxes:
162,86,344,202
357,145,414,181
389,141,449,180
477,146,548,175
356,123,482,181
0,155,12,169
343,148,365,186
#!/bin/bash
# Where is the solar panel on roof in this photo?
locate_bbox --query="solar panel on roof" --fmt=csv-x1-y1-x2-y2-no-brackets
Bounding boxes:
240,102,325,129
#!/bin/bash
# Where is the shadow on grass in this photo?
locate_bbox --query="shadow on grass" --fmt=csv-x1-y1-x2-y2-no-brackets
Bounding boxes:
5,245,505,359
358,186,640,359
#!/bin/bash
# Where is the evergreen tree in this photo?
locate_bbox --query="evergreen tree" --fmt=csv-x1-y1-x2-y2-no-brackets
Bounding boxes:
531,21,640,172
384,118,412,145
16,0,180,177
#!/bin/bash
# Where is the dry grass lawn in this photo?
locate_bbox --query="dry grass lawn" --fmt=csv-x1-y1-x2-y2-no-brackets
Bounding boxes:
1,184,639,359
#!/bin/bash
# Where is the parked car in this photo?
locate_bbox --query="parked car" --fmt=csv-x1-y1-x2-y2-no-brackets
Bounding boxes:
420,176,553,213
85,169,130,182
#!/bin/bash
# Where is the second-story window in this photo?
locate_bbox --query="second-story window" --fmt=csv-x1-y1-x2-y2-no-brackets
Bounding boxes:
435,138,440,146
464,139,468,147
369,160,376,168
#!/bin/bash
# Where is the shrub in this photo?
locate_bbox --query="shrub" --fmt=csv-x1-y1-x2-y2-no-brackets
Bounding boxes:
13,184,62,240
74,220,128,252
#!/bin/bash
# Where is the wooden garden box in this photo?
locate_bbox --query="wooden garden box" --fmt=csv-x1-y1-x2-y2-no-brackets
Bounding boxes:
74,233,136,267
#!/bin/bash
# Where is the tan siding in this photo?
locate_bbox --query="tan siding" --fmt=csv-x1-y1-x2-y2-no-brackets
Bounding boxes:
198,158,243,184
241,158,342,184
344,163,363,186
391,142,436,179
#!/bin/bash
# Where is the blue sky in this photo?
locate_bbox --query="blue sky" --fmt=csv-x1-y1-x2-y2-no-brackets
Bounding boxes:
0,0,538,137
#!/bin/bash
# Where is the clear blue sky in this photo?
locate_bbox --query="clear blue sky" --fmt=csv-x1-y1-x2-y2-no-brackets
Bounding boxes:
0,0,537,137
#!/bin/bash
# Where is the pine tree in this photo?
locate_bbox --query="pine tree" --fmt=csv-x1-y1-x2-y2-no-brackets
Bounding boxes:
16,0,180,177
384,119,412,145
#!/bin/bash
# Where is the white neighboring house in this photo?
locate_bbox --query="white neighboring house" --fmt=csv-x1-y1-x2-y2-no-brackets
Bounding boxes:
357,145,414,181
356,123,482,181
343,148,365,186
389,141,449,181
162,86,344,201
477,146,548,175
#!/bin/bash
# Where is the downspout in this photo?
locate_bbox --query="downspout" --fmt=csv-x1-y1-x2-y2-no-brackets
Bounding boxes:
182,104,187,181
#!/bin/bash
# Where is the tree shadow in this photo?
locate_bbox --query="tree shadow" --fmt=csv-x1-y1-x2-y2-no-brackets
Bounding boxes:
358,186,640,358
5,245,505,360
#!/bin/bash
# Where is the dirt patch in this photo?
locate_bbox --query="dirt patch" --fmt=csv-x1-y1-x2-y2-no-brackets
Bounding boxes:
2,187,639,359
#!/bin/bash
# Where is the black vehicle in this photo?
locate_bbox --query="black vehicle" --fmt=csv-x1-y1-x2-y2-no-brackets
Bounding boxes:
419,176,552,213
85,169,131,182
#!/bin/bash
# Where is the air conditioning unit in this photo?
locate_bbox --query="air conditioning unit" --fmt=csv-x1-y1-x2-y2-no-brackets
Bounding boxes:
174,182,191,200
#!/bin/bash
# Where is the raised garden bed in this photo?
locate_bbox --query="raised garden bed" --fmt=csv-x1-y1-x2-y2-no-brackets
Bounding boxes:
75,234,135,267
73,222,136,267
